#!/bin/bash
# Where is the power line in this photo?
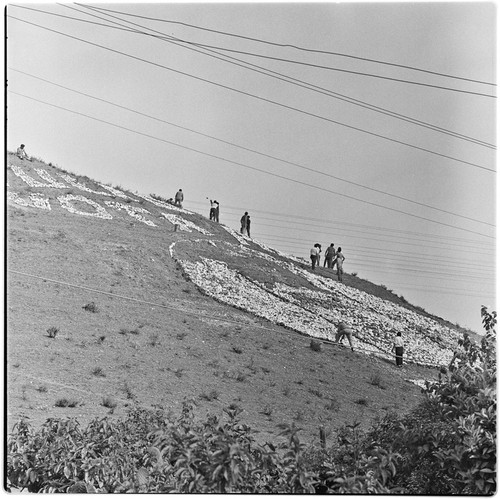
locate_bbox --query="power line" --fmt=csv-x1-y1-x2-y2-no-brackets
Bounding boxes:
57,3,496,148
8,90,495,241
76,3,497,88
247,232,495,278
201,203,496,251
10,68,495,230
186,199,495,248
203,205,496,253
8,14,496,174
247,230,496,267
72,4,497,98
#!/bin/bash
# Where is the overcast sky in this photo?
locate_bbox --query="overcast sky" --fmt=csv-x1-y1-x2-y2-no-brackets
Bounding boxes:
6,2,496,333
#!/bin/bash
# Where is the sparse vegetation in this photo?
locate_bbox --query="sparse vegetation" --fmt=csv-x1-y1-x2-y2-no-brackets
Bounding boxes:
55,398,79,408
199,389,220,401
355,397,369,406
148,333,160,347
101,396,117,409
309,388,323,398
82,302,99,313
176,332,187,340
260,405,273,417
310,339,322,352
122,383,135,400
369,373,386,389
325,398,340,412
46,326,59,338
91,367,105,377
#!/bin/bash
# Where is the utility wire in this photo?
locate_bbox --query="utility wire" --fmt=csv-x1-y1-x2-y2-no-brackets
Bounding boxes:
246,229,496,265
186,199,495,247
250,222,495,260
8,90,495,241
193,202,496,250
59,4,495,148
10,68,495,229
7,14,495,174
76,3,497,87
19,3,494,98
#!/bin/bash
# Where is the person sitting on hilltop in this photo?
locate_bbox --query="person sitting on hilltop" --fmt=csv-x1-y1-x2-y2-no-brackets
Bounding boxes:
174,189,184,208
16,144,31,161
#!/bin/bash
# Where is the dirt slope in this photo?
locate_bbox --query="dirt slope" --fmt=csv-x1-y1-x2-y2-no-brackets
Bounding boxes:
6,153,457,444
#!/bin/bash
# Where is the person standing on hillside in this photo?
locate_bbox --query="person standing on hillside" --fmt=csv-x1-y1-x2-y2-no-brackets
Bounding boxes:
315,244,322,268
310,244,320,271
209,199,219,221
246,215,251,238
392,332,404,367
335,322,354,351
335,247,345,282
240,212,248,235
16,144,31,161
324,243,336,268
214,200,220,222
174,189,184,208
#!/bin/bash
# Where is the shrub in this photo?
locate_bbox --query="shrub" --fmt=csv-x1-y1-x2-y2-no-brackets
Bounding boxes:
310,339,322,352
82,302,99,313
369,373,386,389
91,367,105,377
101,396,117,409
55,398,79,408
199,390,220,401
6,403,319,493
46,327,58,338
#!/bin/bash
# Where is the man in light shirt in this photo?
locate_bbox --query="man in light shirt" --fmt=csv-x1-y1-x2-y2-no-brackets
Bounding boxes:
393,332,404,367
310,244,319,271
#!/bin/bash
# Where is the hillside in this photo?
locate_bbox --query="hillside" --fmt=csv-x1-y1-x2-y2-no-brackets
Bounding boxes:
6,152,465,443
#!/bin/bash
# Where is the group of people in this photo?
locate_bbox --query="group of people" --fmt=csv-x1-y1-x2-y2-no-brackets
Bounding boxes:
240,211,251,237
334,322,405,366
310,243,345,281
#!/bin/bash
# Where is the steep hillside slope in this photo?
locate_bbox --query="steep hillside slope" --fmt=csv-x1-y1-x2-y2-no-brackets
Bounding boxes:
6,152,462,442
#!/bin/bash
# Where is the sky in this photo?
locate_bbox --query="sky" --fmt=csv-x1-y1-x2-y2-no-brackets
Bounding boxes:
6,1,497,333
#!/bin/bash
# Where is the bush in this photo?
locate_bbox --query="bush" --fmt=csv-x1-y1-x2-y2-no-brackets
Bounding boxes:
6,403,319,493
46,327,58,338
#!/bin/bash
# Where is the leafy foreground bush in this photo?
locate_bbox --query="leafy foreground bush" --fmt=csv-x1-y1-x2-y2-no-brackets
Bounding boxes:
6,308,496,494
